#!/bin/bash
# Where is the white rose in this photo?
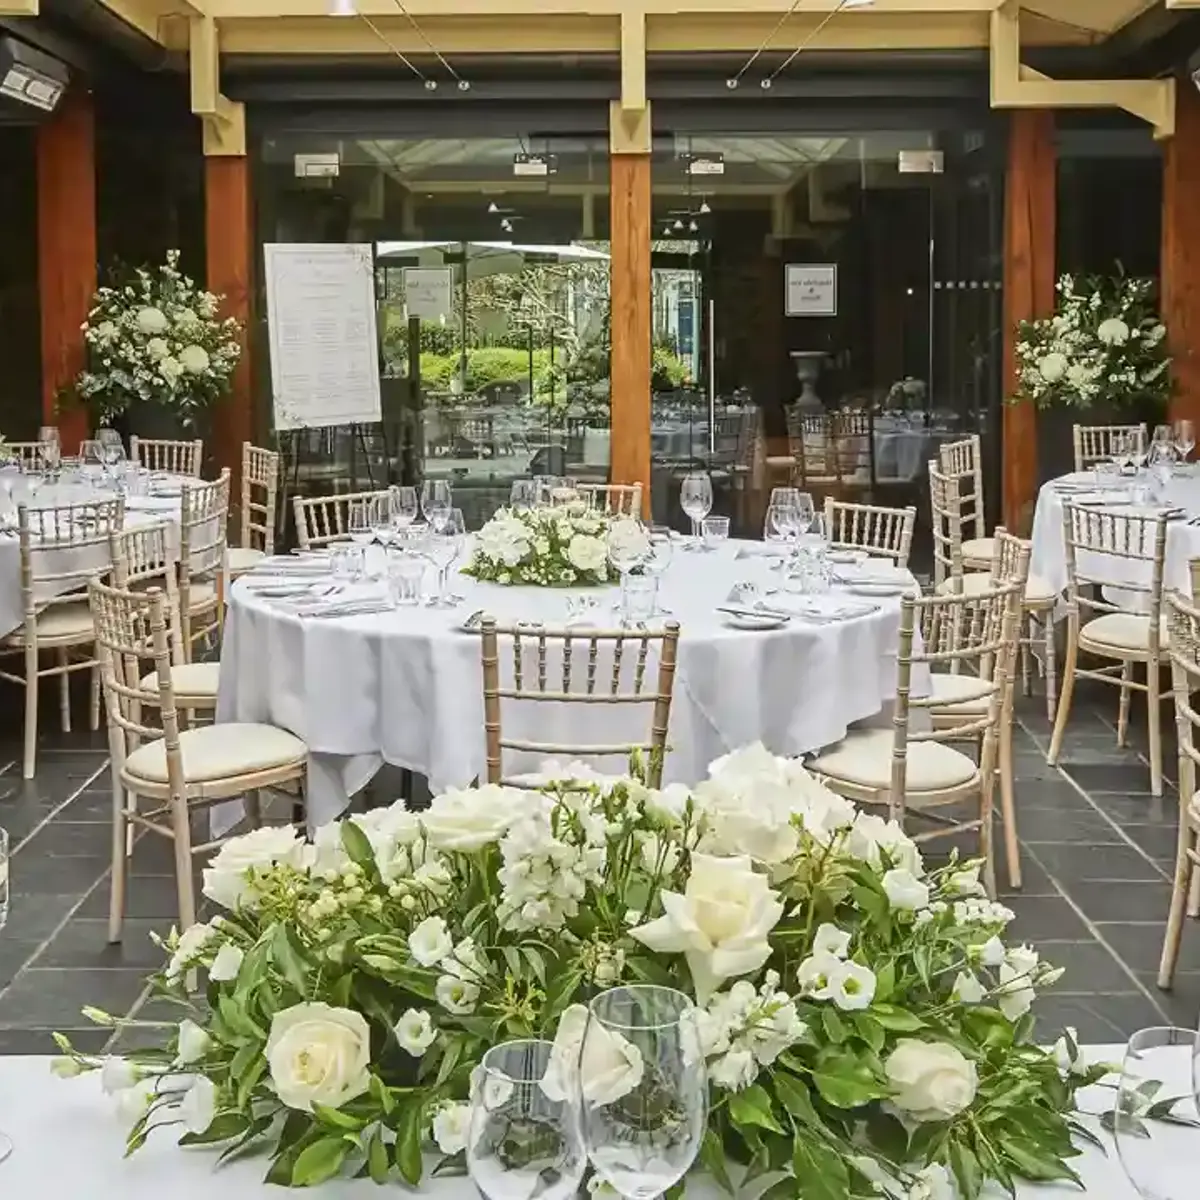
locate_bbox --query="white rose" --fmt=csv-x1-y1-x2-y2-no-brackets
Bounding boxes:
409,916,453,967
422,785,526,851
179,1075,217,1135
882,868,930,912
566,533,608,574
113,1080,156,1131
951,971,986,1005
201,826,308,911
846,814,922,875
641,782,691,825
1098,317,1130,346
829,961,876,1011
605,518,650,564
813,923,851,959
145,337,169,361
631,853,783,1003
136,306,168,334
176,1019,212,1065
1052,1027,1088,1076
265,1002,371,1112
885,1040,978,1123
175,307,200,327
541,1003,588,1102
101,1057,140,1095
977,935,1005,968
1038,352,1068,382
432,1102,471,1155
179,344,210,374
93,319,117,341
209,943,244,982
436,974,480,1015
394,1008,437,1057
579,1015,645,1107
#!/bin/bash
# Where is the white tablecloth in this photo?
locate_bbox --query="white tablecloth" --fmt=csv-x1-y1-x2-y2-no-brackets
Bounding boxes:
0,480,185,638
216,540,923,826
1030,471,1200,605
0,1048,1177,1198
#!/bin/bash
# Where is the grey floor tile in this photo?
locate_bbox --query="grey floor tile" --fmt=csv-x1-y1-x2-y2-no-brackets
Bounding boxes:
33,919,168,971
1062,762,1162,796
0,968,147,1029
997,852,1058,897
1122,824,1183,864
1098,922,1200,975
1014,777,1094,809
1032,993,1168,1043
1068,881,1175,924
77,873,195,922
1033,940,1141,993
1018,806,1125,843
1087,792,1181,825
1027,843,1167,884
1133,974,1200,1030
58,789,118,823
1005,895,1091,942
0,1028,109,1055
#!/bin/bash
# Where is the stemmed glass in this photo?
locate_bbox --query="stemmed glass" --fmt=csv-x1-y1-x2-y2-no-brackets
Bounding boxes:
580,986,707,1200
422,479,453,530
509,479,536,512
679,472,713,550
1175,420,1195,468
390,485,419,532
1113,1026,1199,1199
425,508,465,608
37,426,60,478
763,501,794,553
0,827,11,1164
642,526,674,615
466,1039,585,1200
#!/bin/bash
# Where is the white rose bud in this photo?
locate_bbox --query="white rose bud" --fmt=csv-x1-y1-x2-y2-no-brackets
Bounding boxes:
394,1008,437,1057
175,1018,212,1065
884,1040,978,1123
409,916,454,967
101,1057,140,1095
209,943,244,983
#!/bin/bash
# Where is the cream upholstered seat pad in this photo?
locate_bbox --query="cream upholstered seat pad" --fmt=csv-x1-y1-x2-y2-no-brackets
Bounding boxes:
138,662,221,701
124,722,306,784
1080,612,1169,653
227,547,266,574
2,602,94,644
926,672,995,715
186,582,218,610
961,536,996,564
809,727,979,792
935,571,1057,604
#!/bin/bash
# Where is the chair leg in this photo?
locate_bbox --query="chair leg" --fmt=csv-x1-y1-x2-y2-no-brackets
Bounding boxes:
1020,621,1032,697
245,789,262,829
1147,660,1164,799
1157,827,1194,989
1187,839,1200,919
171,795,198,935
1042,612,1058,726
57,648,71,733
22,648,38,780
108,770,129,944
1117,661,1133,747
1047,627,1079,766
999,709,1021,890
89,664,101,731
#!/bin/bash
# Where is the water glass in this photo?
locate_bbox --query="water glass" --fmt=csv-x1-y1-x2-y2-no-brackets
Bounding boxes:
679,472,713,547
700,515,730,552
387,555,425,607
0,826,10,1164
422,479,453,530
581,986,706,1200
510,479,537,512
37,426,60,476
347,499,373,549
466,1039,585,1200
1114,1027,1199,1200
643,526,674,579
330,544,364,582
620,574,659,625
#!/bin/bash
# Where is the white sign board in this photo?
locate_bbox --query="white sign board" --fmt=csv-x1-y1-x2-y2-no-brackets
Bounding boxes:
263,243,383,431
785,264,838,317
403,267,453,321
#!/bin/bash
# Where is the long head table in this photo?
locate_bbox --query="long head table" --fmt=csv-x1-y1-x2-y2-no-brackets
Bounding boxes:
0,1050,1176,1197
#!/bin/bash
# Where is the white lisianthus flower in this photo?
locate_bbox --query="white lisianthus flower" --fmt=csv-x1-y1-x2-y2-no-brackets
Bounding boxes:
422,785,526,851
394,1008,437,1057
436,974,480,1015
176,1019,213,1065
945,864,984,896
709,1047,757,1092
165,919,221,980
113,1080,157,1131
50,1057,84,1078
630,853,784,1003
541,1003,588,1102
951,971,986,1005
265,1002,372,1112
795,951,841,1000
145,337,169,361
566,533,608,575
159,356,184,383
101,1057,141,1095
209,943,244,982
812,922,851,960
409,915,454,967
175,307,200,327
1052,1027,1088,1076
828,961,876,1011
882,868,930,912
431,1102,471,1155
884,1040,979,1123
1038,352,1068,383
996,954,1038,1021
201,826,308,911
179,1075,217,1135
846,814,922,875
179,345,211,375
977,935,1006,968
640,781,691,825
1097,317,1130,346
136,306,168,334
93,320,117,341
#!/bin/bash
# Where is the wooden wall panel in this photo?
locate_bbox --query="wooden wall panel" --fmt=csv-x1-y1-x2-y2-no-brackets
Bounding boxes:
205,155,253,483
36,88,96,451
609,153,651,507
1163,82,1200,427
1002,109,1056,534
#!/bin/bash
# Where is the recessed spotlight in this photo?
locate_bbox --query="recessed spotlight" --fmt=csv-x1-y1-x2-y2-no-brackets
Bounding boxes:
688,220,698,232
672,218,684,230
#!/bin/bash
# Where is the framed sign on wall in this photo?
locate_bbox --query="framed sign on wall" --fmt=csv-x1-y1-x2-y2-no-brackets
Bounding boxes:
785,264,838,317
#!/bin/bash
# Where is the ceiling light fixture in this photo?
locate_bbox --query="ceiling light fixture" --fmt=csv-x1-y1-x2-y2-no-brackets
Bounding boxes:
487,201,499,213
698,200,711,214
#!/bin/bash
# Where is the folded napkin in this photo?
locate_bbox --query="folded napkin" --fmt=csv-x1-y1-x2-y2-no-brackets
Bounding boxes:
295,597,391,619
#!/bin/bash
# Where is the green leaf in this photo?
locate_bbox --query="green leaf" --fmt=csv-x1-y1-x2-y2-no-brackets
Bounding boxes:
236,1055,267,1111
291,1136,349,1187
177,1111,250,1146
700,1128,735,1194
873,960,896,1003
812,1066,889,1109
950,1139,984,1200
997,1137,1082,1185
370,1073,396,1117
367,1129,390,1184
271,923,312,996
521,946,547,987
870,1005,926,1032
312,1103,366,1132
774,1072,827,1134
340,821,376,872
394,1099,425,1186
217,993,265,1041
792,1132,851,1200
821,1008,847,1045
502,946,524,983
852,1013,885,1053
728,1083,784,1134
436,1036,464,1086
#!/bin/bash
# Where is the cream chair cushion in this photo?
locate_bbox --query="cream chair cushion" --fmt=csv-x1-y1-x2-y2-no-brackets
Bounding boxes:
138,662,221,703
124,722,306,784
928,672,995,711
1080,612,1169,654
185,582,218,611
961,536,996,565
227,547,266,575
936,571,1058,604
3,602,94,644
810,728,979,793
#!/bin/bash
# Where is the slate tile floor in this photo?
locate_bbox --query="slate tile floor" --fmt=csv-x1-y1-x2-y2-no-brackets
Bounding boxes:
0,685,1198,1057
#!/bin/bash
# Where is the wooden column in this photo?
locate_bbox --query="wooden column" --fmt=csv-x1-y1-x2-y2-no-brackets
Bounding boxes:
1002,109,1056,534
609,102,652,509
36,88,96,451
1163,81,1200,427
205,153,253,481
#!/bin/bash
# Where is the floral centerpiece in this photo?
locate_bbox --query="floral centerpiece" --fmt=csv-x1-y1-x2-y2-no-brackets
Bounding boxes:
74,250,243,427
1009,272,1170,410
54,745,1120,1198
463,506,642,587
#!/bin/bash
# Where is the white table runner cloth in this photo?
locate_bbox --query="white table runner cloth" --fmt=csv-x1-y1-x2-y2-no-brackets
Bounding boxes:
216,540,924,827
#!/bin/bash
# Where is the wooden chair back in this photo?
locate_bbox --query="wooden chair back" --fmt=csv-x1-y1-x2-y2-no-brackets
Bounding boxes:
1073,423,1147,473
130,436,204,478
480,617,681,788
109,522,184,663
938,435,986,542
179,469,231,654
1166,588,1200,857
293,488,390,549
823,498,916,566
2,442,47,471
579,482,644,517
241,442,279,555
928,460,965,589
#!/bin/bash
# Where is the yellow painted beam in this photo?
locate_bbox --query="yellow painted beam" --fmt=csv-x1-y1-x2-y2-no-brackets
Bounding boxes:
990,2,1176,139
620,5,646,112
0,0,38,15
188,14,245,155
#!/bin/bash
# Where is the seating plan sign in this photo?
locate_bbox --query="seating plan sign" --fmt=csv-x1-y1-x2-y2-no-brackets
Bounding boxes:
403,267,453,321
785,263,838,317
263,243,383,430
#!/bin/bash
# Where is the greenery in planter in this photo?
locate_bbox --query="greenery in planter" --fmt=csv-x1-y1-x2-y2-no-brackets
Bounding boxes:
1008,272,1170,411
74,250,243,427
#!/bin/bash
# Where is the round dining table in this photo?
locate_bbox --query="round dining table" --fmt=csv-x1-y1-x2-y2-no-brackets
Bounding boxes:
215,538,927,827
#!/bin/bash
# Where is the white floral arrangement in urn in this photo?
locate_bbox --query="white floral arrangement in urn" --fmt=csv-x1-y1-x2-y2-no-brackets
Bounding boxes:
52,744,1129,1198
1010,272,1170,410
463,506,644,587
74,249,243,425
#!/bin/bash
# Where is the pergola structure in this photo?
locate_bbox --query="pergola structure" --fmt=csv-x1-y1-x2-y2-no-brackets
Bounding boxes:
8,0,1200,525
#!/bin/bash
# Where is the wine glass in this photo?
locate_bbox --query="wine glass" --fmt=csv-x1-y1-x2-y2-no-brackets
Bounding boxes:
425,508,465,607
79,439,104,481
422,479,453,530
0,826,11,1164
37,426,60,477
763,501,794,551
679,472,713,549
96,428,124,468
509,479,537,512
1114,1027,1199,1199
642,526,674,617
466,1039,585,1200
347,499,373,550
1175,420,1195,467
390,485,419,531
580,986,707,1200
